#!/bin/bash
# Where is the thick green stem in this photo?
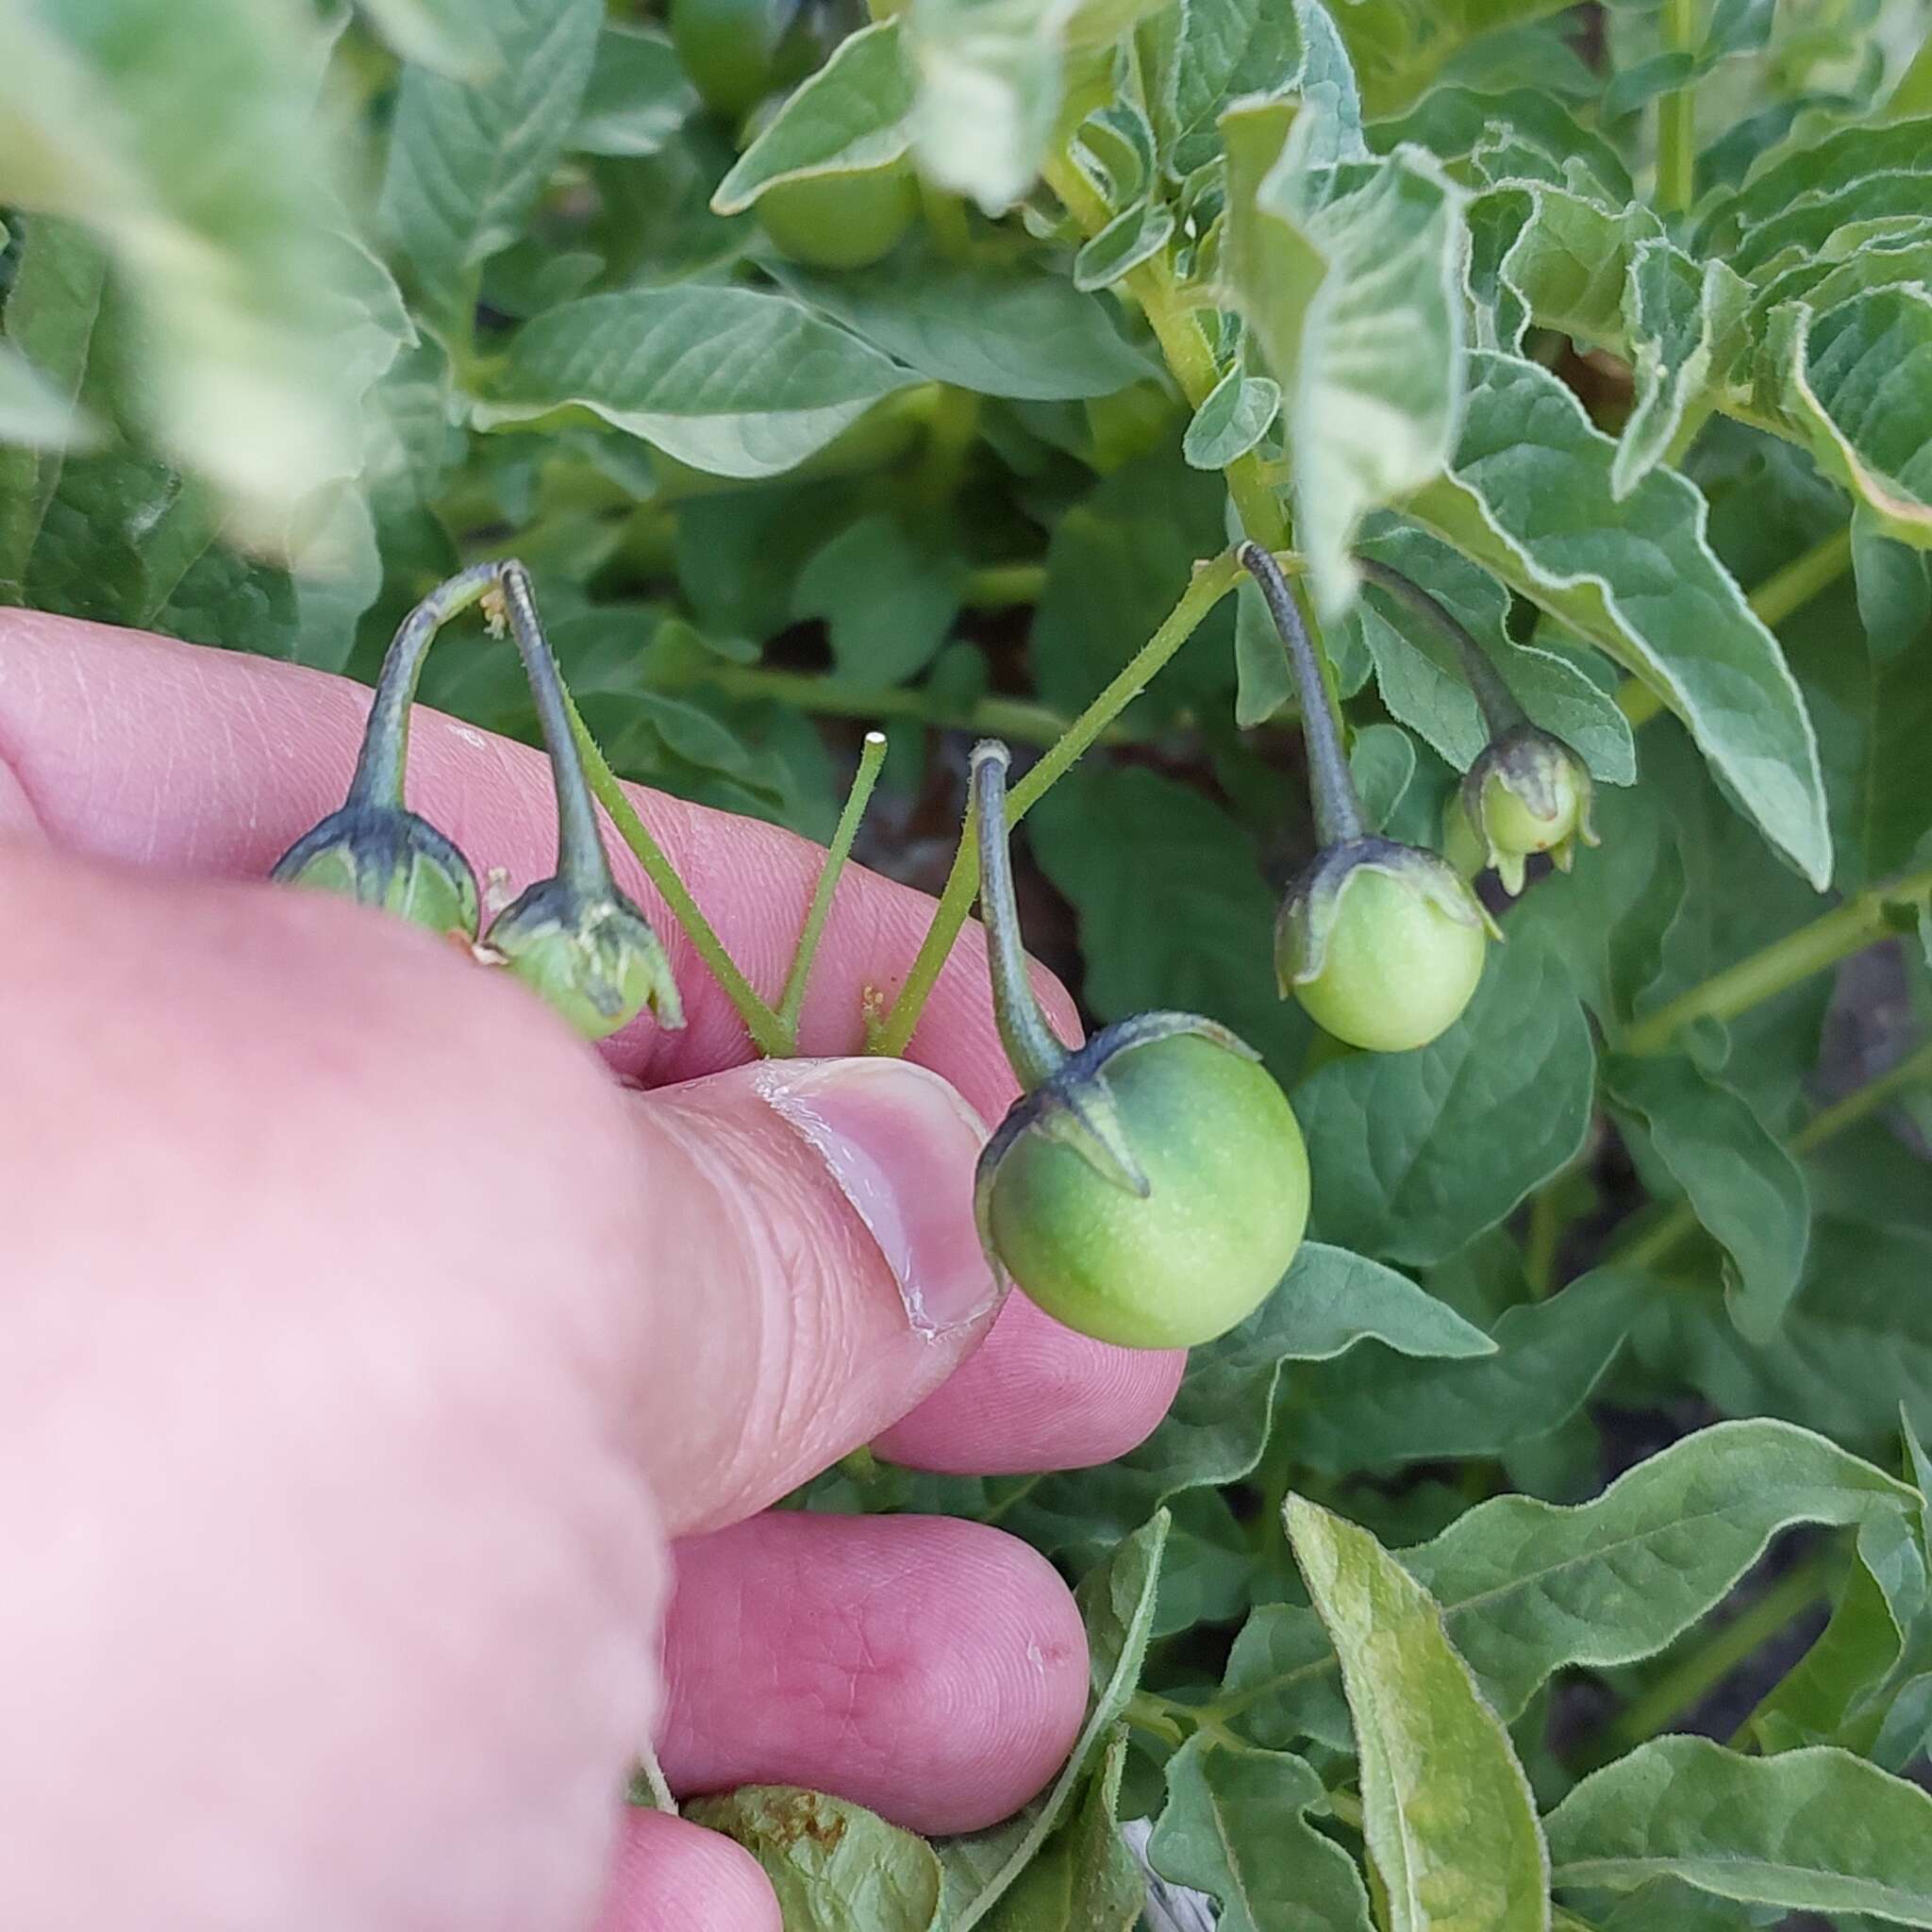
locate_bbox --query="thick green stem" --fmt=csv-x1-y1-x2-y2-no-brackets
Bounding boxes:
963,561,1048,610
1575,1547,1840,1771
347,561,504,809
563,689,792,1058
1656,0,1700,215
1357,557,1525,739
1621,865,1932,1056
1242,541,1365,845
777,731,887,1036
1622,526,1855,727
970,741,1070,1091
496,563,613,894
867,552,1244,1057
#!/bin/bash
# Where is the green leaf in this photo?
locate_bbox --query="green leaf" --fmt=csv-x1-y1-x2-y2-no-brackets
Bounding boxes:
938,1513,1169,1930
1614,242,1747,500
978,1727,1142,1932
1072,203,1175,292
1754,285,1932,549
0,340,93,451
767,257,1157,401
475,287,919,479
1183,366,1281,469
1147,0,1306,176
1329,0,1577,118
1296,928,1597,1267
0,0,364,530
354,0,499,76
1225,108,1465,618
1605,1052,1811,1341
1224,1420,1919,1744
686,1786,943,1931
791,513,962,689
1350,721,1419,829
1368,85,1632,204
1283,1493,1550,1932
1149,1737,1374,1932
1282,1266,1638,1474
1545,1738,1932,1922
1405,350,1833,887
574,25,695,158
377,0,602,329
1028,765,1306,1078
712,20,913,211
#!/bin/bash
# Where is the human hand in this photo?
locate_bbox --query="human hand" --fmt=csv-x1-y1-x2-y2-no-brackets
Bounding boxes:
0,612,1184,1931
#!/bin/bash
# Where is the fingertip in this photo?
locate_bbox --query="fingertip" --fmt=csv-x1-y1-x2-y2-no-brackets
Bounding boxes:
873,1291,1186,1474
592,1808,781,1932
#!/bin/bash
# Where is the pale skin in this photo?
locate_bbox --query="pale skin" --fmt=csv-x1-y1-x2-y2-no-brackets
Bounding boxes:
0,611,1187,1931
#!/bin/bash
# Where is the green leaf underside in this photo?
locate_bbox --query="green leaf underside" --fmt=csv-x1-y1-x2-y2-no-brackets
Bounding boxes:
475,287,918,479
1285,1494,1550,1932
1406,352,1833,886
1545,1737,1932,1922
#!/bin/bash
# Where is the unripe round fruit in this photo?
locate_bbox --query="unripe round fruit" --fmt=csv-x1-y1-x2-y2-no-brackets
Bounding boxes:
753,165,919,270
1480,758,1581,858
670,0,802,121
1292,867,1486,1054
272,804,480,942
983,1028,1309,1350
485,877,682,1041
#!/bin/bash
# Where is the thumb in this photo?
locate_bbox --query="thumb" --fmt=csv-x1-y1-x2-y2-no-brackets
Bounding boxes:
622,1056,999,1535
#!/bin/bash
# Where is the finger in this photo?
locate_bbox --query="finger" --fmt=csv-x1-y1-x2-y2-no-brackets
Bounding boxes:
591,1811,780,1932
621,1055,1000,1533
871,1291,1186,1474
657,1513,1088,1836
0,609,1074,1120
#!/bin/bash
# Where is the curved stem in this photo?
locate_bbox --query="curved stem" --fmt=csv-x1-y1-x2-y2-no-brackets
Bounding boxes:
970,741,1069,1091
1241,541,1365,845
347,561,504,809
1356,557,1525,739
1621,865,1932,1056
867,551,1244,1057
496,563,612,894
778,731,887,1036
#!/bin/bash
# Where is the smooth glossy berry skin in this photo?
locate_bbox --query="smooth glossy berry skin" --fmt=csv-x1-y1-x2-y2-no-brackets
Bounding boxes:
1291,864,1487,1054
754,165,919,270
981,1024,1309,1351
272,804,480,942
670,0,804,120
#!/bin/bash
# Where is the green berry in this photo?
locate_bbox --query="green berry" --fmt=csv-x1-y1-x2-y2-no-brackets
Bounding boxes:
979,1017,1309,1351
753,164,919,270
272,804,480,942
670,0,806,121
1463,724,1597,895
485,877,683,1041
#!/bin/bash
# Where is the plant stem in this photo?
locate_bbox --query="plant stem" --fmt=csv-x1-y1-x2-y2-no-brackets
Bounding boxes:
1620,525,1855,727
348,561,505,809
963,561,1048,609
1357,557,1525,739
1242,541,1365,844
777,731,887,1037
970,741,1071,1090
1620,865,1932,1056
866,551,1245,1057
563,688,793,1058
1524,1183,1565,1296
1577,1546,1840,1770
693,659,1098,748
1656,0,1700,215
495,564,614,894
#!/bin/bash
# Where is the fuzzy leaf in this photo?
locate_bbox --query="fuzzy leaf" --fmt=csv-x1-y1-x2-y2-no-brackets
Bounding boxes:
1183,366,1281,469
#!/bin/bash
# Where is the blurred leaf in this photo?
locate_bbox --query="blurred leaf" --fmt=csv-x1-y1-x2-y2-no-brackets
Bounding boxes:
1545,1738,1932,1919
979,1727,1142,1932
1283,1493,1550,1932
0,340,93,450
355,0,498,75
687,1786,944,1931
791,513,962,690
378,0,601,330
1149,1738,1374,1932
475,287,919,479
574,25,695,158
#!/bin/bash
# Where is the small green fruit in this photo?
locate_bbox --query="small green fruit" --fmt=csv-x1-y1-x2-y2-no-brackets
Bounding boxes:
485,876,683,1041
670,0,808,121
978,1015,1309,1351
754,165,919,270
1463,724,1597,895
1278,839,1490,1054
272,804,480,941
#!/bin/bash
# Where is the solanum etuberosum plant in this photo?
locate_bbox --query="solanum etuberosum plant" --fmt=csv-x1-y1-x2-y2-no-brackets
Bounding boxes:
7,0,1932,1924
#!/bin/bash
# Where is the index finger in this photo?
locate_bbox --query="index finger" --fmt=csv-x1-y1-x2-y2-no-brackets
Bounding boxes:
0,607,1052,1123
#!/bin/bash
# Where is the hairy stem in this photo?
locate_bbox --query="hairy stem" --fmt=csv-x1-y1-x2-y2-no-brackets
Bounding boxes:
777,731,888,1037
867,552,1244,1057
1242,541,1365,845
1656,0,1700,215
